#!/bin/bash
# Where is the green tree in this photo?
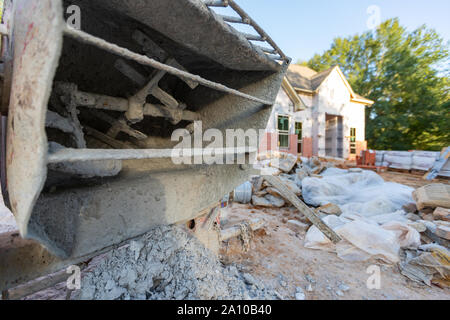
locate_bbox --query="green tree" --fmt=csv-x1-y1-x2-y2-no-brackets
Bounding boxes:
306,18,450,151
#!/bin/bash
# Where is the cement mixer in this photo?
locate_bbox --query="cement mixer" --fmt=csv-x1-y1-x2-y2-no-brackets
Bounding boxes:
0,0,288,291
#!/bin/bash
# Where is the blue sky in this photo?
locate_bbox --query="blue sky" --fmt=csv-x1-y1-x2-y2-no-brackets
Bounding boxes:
220,0,450,63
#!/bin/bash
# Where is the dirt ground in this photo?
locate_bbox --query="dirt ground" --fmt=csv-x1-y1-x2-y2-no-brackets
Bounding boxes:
378,170,449,189
219,171,450,300
220,203,450,300
12,170,450,300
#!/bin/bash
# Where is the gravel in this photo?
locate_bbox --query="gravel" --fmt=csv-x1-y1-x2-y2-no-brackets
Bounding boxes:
79,225,277,300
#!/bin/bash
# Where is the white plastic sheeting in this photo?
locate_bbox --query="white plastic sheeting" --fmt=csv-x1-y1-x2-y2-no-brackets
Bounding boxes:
303,169,420,263
374,150,450,177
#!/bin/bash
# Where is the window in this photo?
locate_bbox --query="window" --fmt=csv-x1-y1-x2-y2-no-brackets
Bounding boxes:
277,115,290,148
295,122,303,154
350,128,357,154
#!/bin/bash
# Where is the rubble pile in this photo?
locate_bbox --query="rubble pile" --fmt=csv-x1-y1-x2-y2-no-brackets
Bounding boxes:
237,156,450,288
80,225,277,300
250,155,330,209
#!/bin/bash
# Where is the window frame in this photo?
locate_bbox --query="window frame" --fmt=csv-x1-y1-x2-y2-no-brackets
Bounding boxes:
350,127,357,154
295,122,303,154
276,114,290,149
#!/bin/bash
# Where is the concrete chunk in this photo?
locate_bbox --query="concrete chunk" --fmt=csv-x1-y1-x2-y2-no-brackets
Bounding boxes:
413,184,450,210
433,207,450,222
269,154,297,173
252,194,285,208
435,225,450,240
317,203,342,216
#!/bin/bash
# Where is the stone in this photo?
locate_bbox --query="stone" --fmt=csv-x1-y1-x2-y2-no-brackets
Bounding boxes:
413,184,450,211
266,187,282,198
435,225,450,240
243,273,257,286
286,220,309,233
80,225,273,300
252,194,285,208
338,283,350,292
129,240,144,261
408,222,427,233
295,287,305,300
433,207,450,222
259,167,281,176
305,274,316,284
419,211,434,222
421,220,437,233
251,176,264,192
317,203,342,216
402,203,418,214
406,213,421,222
296,168,309,181
253,189,268,197
269,154,298,173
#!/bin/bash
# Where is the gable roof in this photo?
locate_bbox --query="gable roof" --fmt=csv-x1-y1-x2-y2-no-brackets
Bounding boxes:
286,64,374,105
281,77,306,111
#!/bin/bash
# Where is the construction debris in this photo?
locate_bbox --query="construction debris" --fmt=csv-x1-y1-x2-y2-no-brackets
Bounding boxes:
252,194,285,208
264,175,342,244
269,154,298,173
400,244,450,287
433,208,450,222
220,219,265,242
80,225,277,300
435,225,450,241
413,184,450,211
317,203,342,216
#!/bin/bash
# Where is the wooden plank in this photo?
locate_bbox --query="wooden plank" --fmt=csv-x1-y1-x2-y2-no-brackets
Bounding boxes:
263,175,342,244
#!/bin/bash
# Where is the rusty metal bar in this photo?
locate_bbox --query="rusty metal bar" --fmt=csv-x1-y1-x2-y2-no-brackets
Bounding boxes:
63,26,273,106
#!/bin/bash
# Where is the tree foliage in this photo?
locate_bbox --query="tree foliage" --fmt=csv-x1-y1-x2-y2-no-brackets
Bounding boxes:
305,18,449,151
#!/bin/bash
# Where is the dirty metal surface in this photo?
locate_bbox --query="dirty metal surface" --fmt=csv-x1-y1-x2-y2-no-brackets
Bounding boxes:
88,0,280,71
0,0,288,290
6,0,63,237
